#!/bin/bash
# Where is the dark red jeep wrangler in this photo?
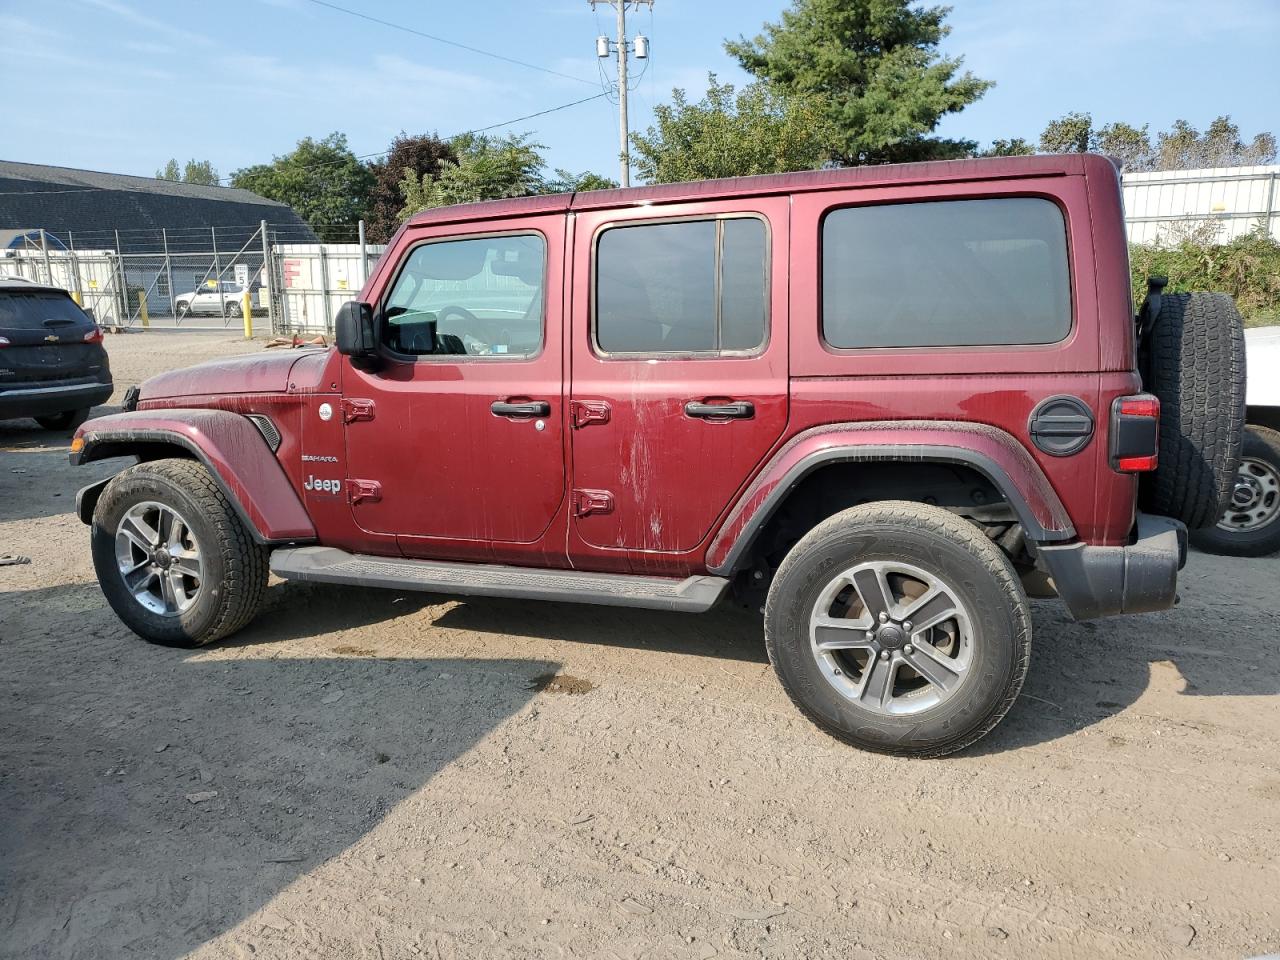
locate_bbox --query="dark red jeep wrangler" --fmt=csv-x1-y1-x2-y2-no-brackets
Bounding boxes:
73,154,1245,756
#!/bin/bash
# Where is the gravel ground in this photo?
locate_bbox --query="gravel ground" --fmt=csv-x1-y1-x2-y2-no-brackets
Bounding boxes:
2,332,1279,960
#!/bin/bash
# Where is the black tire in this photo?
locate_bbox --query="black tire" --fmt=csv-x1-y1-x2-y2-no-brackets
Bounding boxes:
91,458,268,647
34,407,90,431
175,301,189,317
764,501,1031,758
1141,291,1246,529
1190,424,1280,558
224,303,241,318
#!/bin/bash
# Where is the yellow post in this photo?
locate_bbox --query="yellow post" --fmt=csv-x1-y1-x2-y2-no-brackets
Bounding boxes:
241,290,253,338
70,290,83,307
138,289,150,329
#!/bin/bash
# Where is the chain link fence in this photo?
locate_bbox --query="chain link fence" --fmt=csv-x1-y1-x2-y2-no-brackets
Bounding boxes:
0,221,384,334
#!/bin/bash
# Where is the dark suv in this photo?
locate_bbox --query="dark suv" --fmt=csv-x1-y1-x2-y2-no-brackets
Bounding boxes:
71,155,1247,756
0,278,112,430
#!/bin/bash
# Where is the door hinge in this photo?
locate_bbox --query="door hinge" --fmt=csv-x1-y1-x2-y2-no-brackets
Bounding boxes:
572,488,614,518
347,479,382,505
341,398,376,424
571,399,611,429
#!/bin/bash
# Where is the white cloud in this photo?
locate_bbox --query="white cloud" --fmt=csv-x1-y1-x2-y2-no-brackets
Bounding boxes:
79,0,214,48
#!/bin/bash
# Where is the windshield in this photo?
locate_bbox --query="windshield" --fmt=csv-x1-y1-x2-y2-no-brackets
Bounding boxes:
0,290,93,333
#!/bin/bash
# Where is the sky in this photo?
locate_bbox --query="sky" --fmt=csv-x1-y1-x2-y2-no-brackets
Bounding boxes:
2,0,1277,189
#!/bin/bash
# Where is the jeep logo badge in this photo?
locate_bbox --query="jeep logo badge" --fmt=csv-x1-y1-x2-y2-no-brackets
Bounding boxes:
318,402,334,422
303,475,342,495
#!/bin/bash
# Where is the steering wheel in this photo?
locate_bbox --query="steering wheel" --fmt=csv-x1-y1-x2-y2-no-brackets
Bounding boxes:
436,305,505,349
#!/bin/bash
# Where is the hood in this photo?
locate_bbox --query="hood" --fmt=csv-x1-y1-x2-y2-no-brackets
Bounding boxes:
140,348,330,401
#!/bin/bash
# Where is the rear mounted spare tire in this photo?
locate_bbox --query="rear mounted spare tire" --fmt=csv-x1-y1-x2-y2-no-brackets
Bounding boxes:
1141,291,1246,529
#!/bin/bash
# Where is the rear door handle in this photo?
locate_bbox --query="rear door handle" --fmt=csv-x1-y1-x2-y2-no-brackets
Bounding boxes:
685,400,754,420
491,400,550,417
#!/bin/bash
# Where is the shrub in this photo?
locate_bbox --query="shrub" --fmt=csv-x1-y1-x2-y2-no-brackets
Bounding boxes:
1130,226,1280,327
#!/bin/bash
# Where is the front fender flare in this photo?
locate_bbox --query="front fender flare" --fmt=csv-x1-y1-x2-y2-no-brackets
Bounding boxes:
706,420,1076,575
72,409,316,543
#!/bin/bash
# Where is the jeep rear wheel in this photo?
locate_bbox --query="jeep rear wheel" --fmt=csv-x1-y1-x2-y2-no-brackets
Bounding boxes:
1190,424,1280,557
764,501,1031,758
91,458,268,647
1142,291,1246,529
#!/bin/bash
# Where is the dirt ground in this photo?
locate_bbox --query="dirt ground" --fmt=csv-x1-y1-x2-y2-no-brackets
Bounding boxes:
2,331,1278,960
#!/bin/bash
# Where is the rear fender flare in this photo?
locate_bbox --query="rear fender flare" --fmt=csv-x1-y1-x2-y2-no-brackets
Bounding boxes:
706,420,1076,575
72,409,316,543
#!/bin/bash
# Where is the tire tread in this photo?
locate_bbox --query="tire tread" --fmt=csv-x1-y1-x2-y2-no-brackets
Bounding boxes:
93,458,267,646
764,500,1032,759
1143,292,1247,528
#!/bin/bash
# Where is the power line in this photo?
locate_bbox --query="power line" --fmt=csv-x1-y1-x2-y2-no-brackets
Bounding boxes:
303,0,596,87
1,91,609,198
216,92,610,183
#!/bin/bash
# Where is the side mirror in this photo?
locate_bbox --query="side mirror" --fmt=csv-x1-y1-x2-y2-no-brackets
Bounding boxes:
335,301,377,360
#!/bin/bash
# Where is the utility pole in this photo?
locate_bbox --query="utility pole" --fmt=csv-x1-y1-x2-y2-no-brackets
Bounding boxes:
591,0,651,187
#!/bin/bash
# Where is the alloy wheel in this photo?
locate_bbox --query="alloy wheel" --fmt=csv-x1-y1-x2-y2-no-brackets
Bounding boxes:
809,560,974,716
114,500,203,616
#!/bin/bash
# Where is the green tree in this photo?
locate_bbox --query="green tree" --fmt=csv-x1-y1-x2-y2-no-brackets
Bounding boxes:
155,158,220,184
1094,121,1153,171
1157,116,1277,170
398,133,545,216
366,132,456,242
182,159,220,186
1038,112,1094,154
630,75,837,183
544,169,619,193
724,0,991,164
977,137,1034,157
230,133,374,232
1038,112,1274,171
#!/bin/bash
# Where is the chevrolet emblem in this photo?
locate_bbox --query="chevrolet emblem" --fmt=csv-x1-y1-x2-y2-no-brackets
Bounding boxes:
44,334,58,343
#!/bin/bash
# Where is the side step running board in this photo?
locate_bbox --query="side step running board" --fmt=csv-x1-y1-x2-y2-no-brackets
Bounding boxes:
269,547,730,613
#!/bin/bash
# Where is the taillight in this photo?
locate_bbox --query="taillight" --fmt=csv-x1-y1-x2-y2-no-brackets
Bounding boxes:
0,336,9,347
83,326,103,344
1112,394,1160,472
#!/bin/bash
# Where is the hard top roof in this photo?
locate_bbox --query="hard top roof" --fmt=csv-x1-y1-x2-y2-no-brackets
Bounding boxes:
403,153,1109,231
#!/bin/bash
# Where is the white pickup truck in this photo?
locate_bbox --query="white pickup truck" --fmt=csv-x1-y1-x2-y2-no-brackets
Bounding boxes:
1196,325,1280,556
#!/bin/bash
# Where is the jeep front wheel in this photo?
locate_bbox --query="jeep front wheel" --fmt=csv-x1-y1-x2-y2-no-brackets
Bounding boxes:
764,501,1031,758
91,458,268,647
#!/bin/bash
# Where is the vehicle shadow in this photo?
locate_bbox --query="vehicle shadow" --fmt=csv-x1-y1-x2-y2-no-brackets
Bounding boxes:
972,554,1280,754
382,563,1279,757
429,593,771,664
0,583,555,960
0,414,124,526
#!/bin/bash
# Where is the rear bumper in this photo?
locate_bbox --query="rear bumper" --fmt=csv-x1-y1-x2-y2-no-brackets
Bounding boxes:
0,381,114,419
1038,513,1188,621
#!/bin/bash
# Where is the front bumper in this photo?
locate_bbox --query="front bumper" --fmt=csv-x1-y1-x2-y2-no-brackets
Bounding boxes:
0,381,114,420
1037,513,1188,621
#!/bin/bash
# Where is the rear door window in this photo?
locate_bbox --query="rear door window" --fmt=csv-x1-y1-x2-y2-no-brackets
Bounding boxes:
821,197,1072,349
594,216,768,356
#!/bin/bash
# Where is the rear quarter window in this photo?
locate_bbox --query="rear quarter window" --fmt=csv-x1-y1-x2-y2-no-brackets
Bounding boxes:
821,197,1072,349
0,291,92,332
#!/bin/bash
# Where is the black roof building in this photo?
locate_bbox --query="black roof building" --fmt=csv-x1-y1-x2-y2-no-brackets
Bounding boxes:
0,160,317,252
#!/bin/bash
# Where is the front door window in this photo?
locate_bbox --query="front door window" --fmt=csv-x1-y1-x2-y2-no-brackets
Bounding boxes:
383,234,545,358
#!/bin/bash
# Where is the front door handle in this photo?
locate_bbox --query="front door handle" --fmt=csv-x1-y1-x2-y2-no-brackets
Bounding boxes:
491,399,550,418
685,400,754,420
